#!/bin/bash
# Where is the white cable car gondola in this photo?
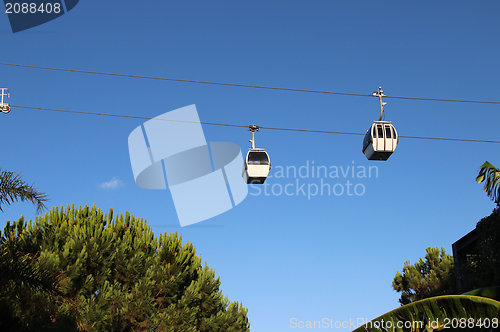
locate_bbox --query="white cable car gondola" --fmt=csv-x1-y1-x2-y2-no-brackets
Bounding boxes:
362,87,398,161
242,125,271,184
0,88,10,114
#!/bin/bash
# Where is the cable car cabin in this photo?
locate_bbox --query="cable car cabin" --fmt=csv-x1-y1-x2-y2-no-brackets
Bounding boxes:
0,88,10,114
242,149,271,184
362,121,398,161
0,104,10,114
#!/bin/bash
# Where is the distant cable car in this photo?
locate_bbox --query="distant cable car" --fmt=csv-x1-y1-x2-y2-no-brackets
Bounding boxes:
242,125,271,184
0,88,10,114
362,87,398,161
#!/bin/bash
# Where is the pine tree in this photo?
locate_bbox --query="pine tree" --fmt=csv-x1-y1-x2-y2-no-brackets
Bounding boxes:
392,247,456,305
0,205,250,331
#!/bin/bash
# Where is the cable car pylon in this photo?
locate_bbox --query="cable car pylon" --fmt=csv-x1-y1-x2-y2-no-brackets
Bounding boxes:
362,87,399,161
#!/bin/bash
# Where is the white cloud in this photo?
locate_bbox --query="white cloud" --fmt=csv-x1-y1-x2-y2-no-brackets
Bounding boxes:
99,177,124,190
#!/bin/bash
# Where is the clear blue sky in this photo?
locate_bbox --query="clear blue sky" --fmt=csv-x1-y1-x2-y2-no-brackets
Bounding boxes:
1,1,499,331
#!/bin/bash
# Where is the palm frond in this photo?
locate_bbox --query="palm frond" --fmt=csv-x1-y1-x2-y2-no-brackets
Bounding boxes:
0,247,62,296
354,295,500,332
476,161,500,205
0,221,62,297
0,169,49,213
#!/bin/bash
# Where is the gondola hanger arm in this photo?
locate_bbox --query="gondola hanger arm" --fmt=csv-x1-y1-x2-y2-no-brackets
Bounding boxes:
248,125,259,150
373,87,387,121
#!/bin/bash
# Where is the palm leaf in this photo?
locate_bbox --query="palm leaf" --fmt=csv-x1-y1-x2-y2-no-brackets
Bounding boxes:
0,247,62,296
0,221,62,296
463,286,500,302
354,295,500,332
476,161,500,205
0,169,48,213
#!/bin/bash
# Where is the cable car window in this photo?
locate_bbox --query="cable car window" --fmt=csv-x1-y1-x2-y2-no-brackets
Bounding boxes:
385,126,392,138
248,152,269,165
377,125,383,138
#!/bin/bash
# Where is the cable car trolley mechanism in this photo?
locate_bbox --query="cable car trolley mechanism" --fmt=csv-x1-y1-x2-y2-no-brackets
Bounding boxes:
362,87,398,161
242,125,271,184
0,88,10,114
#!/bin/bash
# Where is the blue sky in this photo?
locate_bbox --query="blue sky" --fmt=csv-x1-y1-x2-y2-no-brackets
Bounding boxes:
1,1,499,330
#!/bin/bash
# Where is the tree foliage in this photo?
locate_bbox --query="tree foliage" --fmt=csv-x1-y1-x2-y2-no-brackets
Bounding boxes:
466,207,500,290
392,247,456,305
0,226,63,331
0,205,250,331
476,161,500,206
0,169,48,213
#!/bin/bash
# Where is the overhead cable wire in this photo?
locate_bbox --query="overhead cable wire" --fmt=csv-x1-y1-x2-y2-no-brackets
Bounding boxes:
0,62,371,98
11,104,500,144
2,62,500,105
11,105,249,129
